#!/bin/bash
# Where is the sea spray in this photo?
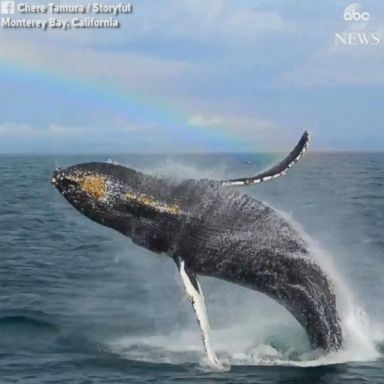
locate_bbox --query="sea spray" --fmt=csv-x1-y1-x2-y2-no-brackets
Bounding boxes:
271,206,381,364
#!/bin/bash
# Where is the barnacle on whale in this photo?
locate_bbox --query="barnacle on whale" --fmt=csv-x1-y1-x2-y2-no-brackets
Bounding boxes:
126,192,181,215
77,175,107,200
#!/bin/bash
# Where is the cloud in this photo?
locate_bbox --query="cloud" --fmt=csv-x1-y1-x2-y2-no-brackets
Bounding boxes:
224,8,292,40
112,117,153,133
0,123,94,137
187,113,276,133
185,112,292,150
0,121,158,138
1,1,382,152
0,123,35,135
47,124,93,136
282,9,384,87
283,41,384,86
24,0,292,50
160,1,292,45
0,1,294,100
187,115,224,127
0,33,193,96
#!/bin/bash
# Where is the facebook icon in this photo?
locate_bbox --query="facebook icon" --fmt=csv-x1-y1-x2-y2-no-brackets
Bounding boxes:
1,1,15,14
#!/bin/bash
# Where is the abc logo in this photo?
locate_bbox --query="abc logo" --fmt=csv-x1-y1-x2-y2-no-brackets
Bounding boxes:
343,3,370,22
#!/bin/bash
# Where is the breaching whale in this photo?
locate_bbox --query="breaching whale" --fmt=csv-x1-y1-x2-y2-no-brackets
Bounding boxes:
51,131,342,367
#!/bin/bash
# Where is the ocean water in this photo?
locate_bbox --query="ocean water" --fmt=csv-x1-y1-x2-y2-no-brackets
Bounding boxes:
0,153,383,383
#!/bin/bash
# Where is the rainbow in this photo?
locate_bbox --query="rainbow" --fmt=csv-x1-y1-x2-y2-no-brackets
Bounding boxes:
0,58,260,153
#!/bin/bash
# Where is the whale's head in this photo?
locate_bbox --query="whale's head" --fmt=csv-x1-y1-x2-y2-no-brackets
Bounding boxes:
51,162,181,246
51,162,144,228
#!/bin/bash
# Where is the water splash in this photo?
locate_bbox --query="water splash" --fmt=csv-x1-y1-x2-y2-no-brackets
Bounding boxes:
254,206,382,366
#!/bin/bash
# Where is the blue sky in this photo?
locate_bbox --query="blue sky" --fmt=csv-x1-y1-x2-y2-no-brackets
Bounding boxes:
0,0,383,153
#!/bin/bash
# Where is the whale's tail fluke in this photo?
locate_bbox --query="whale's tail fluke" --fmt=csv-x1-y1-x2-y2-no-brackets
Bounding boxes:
221,130,310,186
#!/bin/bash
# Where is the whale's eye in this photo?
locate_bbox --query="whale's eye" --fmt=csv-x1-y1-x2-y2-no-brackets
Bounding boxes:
77,176,107,200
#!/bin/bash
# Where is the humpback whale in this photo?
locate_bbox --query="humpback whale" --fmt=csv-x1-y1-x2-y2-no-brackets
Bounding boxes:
51,131,343,367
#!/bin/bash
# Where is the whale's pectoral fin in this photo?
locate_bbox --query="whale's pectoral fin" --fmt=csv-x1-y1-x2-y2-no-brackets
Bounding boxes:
220,130,310,186
175,257,224,369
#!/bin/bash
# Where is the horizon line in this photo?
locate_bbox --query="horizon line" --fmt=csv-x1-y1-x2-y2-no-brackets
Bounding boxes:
0,150,383,156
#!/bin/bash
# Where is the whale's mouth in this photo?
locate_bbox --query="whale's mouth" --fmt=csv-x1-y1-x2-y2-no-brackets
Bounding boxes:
51,170,79,194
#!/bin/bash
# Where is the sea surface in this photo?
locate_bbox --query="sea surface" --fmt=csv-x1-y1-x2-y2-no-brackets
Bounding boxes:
0,153,383,383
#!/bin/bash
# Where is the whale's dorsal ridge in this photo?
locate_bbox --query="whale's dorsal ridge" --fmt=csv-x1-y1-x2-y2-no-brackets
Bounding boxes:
220,130,310,186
